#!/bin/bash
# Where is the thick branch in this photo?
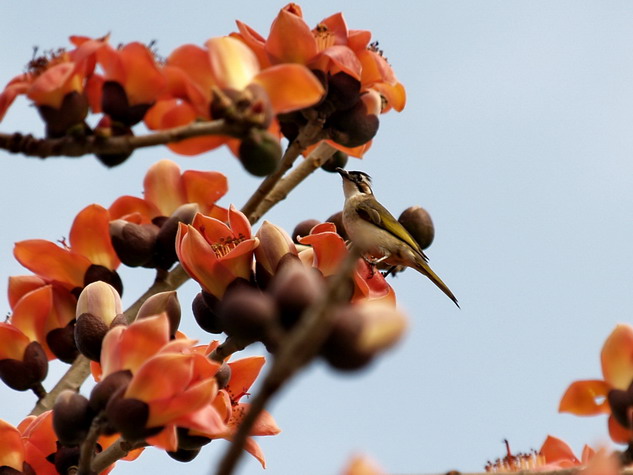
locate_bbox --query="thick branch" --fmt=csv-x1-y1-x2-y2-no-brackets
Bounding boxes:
0,120,242,158
241,119,325,221
215,246,361,475
250,141,336,222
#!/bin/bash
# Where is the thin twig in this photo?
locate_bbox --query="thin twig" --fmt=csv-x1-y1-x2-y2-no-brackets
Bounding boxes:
0,120,242,158
77,415,104,475
250,141,336,222
215,246,361,475
241,118,325,221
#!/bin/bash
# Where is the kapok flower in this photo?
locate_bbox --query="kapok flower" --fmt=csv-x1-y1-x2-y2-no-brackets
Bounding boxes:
254,220,298,285
559,323,633,443
145,35,324,156
98,314,226,451
176,207,259,298
90,42,166,126
14,204,120,293
0,322,47,391
0,35,108,136
298,222,396,305
199,343,280,467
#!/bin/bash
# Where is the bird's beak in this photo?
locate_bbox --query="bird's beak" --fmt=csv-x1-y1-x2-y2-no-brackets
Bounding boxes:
335,167,349,180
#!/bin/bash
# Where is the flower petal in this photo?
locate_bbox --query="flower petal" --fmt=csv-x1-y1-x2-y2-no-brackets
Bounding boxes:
69,204,119,269
0,323,30,361
206,36,260,90
253,63,324,113
226,356,265,401
8,275,47,309
144,160,186,217
266,6,318,64
10,285,52,352
559,380,611,415
602,324,633,389
0,419,25,471
182,170,228,214
540,435,580,466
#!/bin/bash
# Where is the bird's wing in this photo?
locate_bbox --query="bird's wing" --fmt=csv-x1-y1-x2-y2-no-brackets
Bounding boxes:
356,200,428,260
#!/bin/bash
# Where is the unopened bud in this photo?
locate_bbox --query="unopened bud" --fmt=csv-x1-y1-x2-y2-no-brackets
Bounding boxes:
398,206,435,250
136,291,181,336
269,258,325,329
0,341,48,391
192,292,223,334
219,287,277,342
106,395,160,442
110,219,159,267
238,129,282,177
321,150,349,173
83,264,123,296
327,90,380,148
53,390,94,446
255,221,298,287
89,369,133,413
155,203,199,270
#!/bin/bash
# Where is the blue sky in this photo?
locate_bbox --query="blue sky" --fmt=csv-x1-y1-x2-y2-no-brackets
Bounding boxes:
1,2,633,474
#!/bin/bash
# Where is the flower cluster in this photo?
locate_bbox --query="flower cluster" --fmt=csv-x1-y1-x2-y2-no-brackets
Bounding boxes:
0,3,405,172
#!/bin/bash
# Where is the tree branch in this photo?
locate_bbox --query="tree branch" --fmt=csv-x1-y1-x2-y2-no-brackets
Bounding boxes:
0,120,242,159
215,246,361,475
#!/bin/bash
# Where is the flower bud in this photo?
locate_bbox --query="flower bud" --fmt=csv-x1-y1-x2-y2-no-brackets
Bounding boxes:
269,258,325,329
292,219,321,244
167,447,201,462
192,292,224,334
101,81,152,126
83,264,124,296
136,291,181,337
94,115,134,167
51,445,81,475
219,287,278,342
53,390,94,446
255,221,298,287
89,369,133,413
0,341,48,391
327,90,380,148
398,206,435,250
109,219,159,267
321,150,349,173
37,91,89,138
324,72,361,112
238,129,282,177
155,203,199,270
46,320,79,364
75,282,126,361
325,211,348,241
105,395,159,442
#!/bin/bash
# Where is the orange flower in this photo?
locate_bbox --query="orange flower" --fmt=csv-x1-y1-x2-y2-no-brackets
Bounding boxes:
14,204,119,292
559,323,633,443
175,207,259,298
146,35,324,155
201,343,280,467
99,314,226,451
109,159,228,223
298,222,396,305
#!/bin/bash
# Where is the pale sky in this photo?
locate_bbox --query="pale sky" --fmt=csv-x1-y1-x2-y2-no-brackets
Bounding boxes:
1,2,633,474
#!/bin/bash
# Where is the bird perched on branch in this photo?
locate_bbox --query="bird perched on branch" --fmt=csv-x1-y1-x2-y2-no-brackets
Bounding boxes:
336,168,458,307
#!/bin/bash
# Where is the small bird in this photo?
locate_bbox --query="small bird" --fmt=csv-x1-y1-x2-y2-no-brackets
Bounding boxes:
336,168,458,307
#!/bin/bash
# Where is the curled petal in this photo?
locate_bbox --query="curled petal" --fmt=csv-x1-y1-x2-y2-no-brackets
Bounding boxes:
0,323,31,360
559,380,611,415
144,160,186,216
0,75,30,122
8,275,47,309
0,419,24,471
226,356,265,401
69,204,120,270
266,7,318,64
182,170,228,214
298,223,347,276
253,63,324,113
14,240,91,290
540,435,580,466
233,20,269,68
602,324,633,390
27,63,80,108
206,37,260,90
319,45,362,79
10,286,52,354
608,414,633,444
109,195,159,222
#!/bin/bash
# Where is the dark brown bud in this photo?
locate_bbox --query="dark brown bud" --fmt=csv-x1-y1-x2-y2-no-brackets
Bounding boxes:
46,320,79,364
53,390,94,446
105,395,159,442
89,369,133,413
37,91,90,138
83,264,123,297
74,313,107,362
321,150,349,173
277,110,306,142
219,287,277,342
324,72,361,111
101,81,152,126
109,220,159,267
327,91,380,148
155,203,199,270
51,445,82,475
398,206,435,250
0,341,48,391
215,363,232,390
292,219,321,244
167,447,201,462
238,129,282,177
269,259,325,329
320,305,373,371
192,292,224,334
136,291,181,337
325,211,348,241
176,426,212,451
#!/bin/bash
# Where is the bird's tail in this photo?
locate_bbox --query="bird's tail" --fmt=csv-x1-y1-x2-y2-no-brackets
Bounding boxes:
414,256,459,307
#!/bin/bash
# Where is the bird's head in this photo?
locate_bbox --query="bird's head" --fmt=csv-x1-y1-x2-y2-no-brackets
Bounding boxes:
336,168,373,198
